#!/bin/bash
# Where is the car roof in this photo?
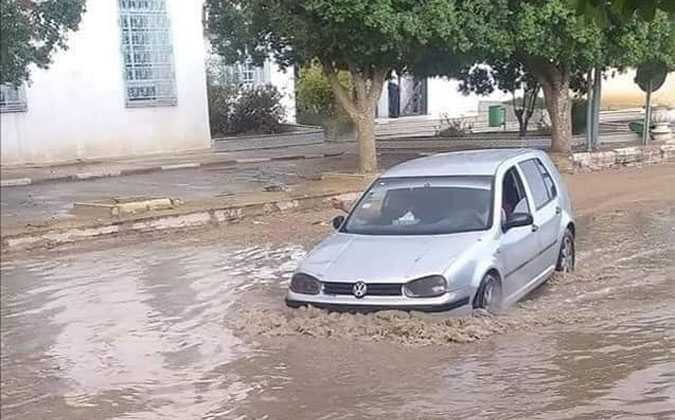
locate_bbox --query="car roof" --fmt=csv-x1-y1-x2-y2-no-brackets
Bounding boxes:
381,149,534,178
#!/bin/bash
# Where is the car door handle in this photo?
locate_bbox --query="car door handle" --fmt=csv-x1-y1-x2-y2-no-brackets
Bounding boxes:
555,206,562,215
532,224,540,232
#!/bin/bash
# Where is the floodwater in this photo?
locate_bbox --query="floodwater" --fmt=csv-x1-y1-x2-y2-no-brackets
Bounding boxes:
1,206,674,419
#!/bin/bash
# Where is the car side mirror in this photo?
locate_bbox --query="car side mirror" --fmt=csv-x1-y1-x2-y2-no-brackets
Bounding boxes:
503,213,533,232
332,215,345,230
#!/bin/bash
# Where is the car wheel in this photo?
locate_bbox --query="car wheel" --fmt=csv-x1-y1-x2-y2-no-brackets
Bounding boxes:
474,273,501,312
556,229,575,273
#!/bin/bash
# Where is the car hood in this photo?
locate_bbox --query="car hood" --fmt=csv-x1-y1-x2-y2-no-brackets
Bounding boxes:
299,231,487,283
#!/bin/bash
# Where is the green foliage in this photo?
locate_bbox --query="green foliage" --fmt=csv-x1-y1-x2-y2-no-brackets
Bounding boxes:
0,0,86,85
568,0,675,24
458,61,542,135
208,84,238,136
452,0,674,79
436,115,473,137
205,0,462,73
440,0,675,150
208,84,285,136
296,62,351,119
610,10,675,69
514,0,604,70
206,0,466,171
458,62,539,97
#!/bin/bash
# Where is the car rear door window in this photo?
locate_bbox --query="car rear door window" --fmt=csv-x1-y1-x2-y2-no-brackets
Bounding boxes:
535,159,557,200
519,159,552,209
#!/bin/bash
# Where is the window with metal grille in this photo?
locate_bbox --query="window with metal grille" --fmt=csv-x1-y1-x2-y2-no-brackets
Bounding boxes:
119,0,177,107
238,62,256,87
225,61,265,87
0,84,27,113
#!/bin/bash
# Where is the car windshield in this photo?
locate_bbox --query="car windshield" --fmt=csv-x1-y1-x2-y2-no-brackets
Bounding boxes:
343,176,493,235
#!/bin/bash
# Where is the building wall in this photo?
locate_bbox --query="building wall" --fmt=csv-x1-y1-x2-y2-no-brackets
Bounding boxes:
1,0,211,166
427,77,512,118
266,61,296,124
377,76,512,119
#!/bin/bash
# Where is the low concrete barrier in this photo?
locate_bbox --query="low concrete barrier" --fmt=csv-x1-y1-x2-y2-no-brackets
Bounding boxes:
572,144,675,172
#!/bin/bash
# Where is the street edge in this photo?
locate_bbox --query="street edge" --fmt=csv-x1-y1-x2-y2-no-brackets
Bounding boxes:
0,190,362,253
0,152,345,188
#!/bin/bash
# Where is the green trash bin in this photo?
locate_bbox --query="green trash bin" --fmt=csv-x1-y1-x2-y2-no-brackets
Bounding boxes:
488,105,506,128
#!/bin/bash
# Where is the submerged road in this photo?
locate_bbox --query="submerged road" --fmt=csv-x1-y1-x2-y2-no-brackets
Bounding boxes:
2,166,675,419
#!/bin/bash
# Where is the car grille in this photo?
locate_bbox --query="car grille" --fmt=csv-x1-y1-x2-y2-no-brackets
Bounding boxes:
322,282,403,296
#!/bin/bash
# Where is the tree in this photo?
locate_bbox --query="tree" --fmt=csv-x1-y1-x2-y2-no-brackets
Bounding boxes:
457,62,541,137
205,0,460,173
295,61,352,122
569,0,675,23
0,0,86,86
447,0,674,153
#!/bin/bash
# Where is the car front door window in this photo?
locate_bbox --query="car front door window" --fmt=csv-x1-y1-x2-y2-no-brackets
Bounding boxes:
502,167,531,222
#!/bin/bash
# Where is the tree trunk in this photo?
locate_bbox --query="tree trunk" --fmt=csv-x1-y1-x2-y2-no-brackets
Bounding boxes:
536,66,572,154
513,83,540,138
324,65,386,173
512,92,527,137
354,113,377,173
518,118,528,137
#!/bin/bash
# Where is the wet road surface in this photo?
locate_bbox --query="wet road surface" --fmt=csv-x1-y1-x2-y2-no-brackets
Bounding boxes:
1,205,674,419
0,153,415,229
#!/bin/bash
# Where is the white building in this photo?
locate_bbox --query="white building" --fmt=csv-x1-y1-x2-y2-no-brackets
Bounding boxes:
205,55,297,125
1,0,211,166
376,75,511,120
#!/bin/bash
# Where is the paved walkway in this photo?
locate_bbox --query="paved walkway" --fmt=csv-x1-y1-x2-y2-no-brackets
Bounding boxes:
0,151,414,233
0,126,649,236
0,143,352,187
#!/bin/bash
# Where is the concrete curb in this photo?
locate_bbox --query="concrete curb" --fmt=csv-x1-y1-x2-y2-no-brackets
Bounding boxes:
1,190,363,252
571,144,675,172
0,152,344,188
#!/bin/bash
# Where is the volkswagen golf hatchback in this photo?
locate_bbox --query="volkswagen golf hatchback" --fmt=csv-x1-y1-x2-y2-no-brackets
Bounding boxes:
286,149,575,313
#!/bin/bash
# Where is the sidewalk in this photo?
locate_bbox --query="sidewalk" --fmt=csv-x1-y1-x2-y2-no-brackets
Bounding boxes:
2,142,674,252
0,143,352,187
2,123,646,188
0,171,374,252
1,148,391,232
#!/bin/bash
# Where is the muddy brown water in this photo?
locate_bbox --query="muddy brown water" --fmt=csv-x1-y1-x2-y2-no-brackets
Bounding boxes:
1,206,674,419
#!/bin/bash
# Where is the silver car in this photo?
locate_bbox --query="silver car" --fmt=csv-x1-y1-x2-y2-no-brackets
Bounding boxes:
286,149,575,313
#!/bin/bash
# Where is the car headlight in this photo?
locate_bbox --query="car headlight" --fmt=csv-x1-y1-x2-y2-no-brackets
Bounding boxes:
404,275,447,298
290,273,321,295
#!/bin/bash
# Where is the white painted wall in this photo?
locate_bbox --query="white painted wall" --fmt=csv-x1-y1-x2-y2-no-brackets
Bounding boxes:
426,77,512,118
1,0,211,165
265,61,296,124
376,76,512,120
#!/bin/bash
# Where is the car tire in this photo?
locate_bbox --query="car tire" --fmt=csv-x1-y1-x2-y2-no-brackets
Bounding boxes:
556,229,575,273
473,272,501,312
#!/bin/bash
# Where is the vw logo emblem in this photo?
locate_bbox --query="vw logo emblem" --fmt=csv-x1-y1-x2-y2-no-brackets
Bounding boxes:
352,281,368,298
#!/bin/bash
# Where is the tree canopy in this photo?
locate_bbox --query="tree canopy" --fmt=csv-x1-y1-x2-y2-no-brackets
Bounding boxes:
206,0,674,160
569,0,675,24
437,0,674,152
206,0,464,172
0,0,86,86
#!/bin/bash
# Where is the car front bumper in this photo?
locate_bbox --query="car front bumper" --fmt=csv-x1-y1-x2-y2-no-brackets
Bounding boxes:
285,287,473,314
